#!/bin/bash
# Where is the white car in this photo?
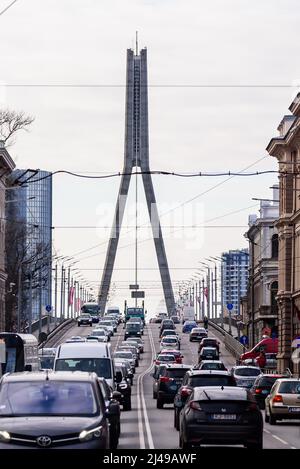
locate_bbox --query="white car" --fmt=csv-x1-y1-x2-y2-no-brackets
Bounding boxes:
231,366,262,389
97,322,114,336
89,329,108,342
160,336,180,351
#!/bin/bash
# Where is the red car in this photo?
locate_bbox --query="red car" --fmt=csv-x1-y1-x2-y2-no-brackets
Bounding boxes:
160,349,183,364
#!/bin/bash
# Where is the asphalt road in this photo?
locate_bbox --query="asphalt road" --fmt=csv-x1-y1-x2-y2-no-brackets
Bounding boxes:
51,322,300,449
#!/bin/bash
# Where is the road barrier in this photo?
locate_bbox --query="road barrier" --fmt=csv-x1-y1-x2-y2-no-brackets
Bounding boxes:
38,319,75,348
208,319,245,361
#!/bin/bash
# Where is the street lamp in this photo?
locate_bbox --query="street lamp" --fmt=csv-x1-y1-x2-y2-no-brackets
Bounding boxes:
199,262,211,319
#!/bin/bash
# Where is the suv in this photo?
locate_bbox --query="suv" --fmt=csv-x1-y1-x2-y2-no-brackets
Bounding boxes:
114,365,132,411
159,319,175,335
124,322,142,339
189,327,207,342
77,314,93,327
173,370,236,430
198,338,220,353
250,374,287,409
182,321,197,334
198,347,220,362
155,364,192,408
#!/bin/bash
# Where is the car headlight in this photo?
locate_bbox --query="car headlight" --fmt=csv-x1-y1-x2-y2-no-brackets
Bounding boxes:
0,431,11,442
79,425,103,441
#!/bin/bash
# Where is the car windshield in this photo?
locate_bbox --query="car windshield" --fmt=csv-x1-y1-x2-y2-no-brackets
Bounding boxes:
235,368,261,377
99,321,113,326
191,376,234,387
162,338,177,343
55,358,112,379
81,305,99,315
80,315,90,319
279,381,300,394
92,330,105,336
0,381,98,416
126,324,140,331
157,355,175,362
201,363,225,370
114,352,133,360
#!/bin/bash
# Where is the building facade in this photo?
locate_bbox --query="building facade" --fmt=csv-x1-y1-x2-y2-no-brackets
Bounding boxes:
222,249,249,317
267,94,300,375
6,169,52,326
0,142,15,331
246,187,279,347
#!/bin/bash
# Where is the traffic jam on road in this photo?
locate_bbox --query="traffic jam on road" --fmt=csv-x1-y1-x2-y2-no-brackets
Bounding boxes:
0,306,299,450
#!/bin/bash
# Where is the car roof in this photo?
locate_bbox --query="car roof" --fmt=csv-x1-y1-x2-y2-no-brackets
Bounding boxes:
192,386,249,401
200,360,223,364
165,364,192,369
56,342,110,358
276,378,300,383
201,347,219,351
2,371,98,383
233,365,261,370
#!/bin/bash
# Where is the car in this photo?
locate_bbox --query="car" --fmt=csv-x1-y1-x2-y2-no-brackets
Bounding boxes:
0,371,112,449
250,374,287,409
97,377,121,449
98,320,115,336
120,341,140,358
179,386,263,449
114,359,134,386
126,337,144,353
171,316,180,324
198,337,220,353
54,342,115,390
265,378,300,424
127,317,144,335
124,322,142,339
173,370,236,431
160,329,180,341
38,348,57,370
89,329,109,342
154,353,176,366
240,337,278,363
113,351,136,373
160,349,183,364
159,319,175,336
65,336,86,343
77,314,93,327
155,364,192,408
230,366,262,389
195,360,227,371
114,366,132,411
94,325,111,340
152,364,167,399
182,321,197,334
160,336,180,351
198,347,220,362
117,345,139,367
189,327,207,342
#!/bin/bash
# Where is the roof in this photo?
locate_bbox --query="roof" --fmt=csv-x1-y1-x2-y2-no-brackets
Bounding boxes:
189,370,230,376
2,371,98,383
56,342,110,358
192,386,249,401
165,364,192,369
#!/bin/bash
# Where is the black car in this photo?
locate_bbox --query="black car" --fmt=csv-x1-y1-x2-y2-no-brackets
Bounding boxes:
174,370,236,431
152,364,167,399
155,364,192,408
171,316,180,324
159,319,175,336
179,386,263,449
0,371,114,449
198,347,220,362
115,366,132,411
97,377,121,449
77,314,93,327
114,359,134,385
124,322,142,340
250,373,286,409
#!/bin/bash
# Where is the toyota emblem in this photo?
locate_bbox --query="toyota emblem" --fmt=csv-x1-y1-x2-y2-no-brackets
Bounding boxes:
36,435,52,447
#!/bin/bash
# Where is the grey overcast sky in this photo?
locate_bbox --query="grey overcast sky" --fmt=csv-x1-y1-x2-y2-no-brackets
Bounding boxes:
1,0,300,315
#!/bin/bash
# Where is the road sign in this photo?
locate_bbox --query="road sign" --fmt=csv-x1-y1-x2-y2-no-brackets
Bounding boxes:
227,303,233,310
129,284,139,290
45,305,52,313
240,335,248,346
131,291,145,298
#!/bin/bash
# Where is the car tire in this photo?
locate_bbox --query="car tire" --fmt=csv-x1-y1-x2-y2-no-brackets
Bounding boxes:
157,398,164,409
153,390,157,399
269,410,277,425
77,324,80,327
123,398,132,411
264,411,270,423
174,410,179,430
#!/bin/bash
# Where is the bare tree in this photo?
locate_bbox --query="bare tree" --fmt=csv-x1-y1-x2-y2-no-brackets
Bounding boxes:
0,109,34,146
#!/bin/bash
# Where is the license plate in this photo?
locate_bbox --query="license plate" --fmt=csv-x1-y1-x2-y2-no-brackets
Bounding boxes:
261,390,269,394
288,407,300,413
211,414,237,420
170,385,178,390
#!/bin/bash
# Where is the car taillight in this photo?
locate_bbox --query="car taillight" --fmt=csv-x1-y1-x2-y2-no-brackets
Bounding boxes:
189,401,202,411
273,394,283,403
160,376,172,383
255,388,262,394
181,387,192,398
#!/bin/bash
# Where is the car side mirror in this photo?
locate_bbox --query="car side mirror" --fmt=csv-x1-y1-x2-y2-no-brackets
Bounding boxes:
24,364,32,372
115,371,123,384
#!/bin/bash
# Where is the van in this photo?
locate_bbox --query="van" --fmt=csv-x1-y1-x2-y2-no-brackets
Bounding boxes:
182,306,195,324
54,342,115,389
240,337,278,363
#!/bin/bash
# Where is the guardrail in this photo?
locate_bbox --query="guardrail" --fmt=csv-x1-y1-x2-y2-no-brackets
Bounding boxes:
38,319,75,348
208,319,245,361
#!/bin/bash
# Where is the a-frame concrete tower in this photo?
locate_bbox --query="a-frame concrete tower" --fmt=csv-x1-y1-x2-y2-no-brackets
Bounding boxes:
98,47,175,316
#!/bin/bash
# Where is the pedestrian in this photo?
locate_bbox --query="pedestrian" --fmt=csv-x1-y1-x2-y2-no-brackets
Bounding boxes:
203,316,208,330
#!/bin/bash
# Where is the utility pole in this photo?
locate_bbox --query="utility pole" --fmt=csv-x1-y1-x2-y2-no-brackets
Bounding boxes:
54,264,58,326
38,268,42,336
28,272,32,334
67,266,71,320
17,264,22,333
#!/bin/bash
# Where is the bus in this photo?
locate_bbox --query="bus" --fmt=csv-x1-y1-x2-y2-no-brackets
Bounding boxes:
81,302,101,323
0,333,40,377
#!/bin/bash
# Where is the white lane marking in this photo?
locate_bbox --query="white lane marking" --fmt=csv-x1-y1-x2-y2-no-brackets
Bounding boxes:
271,434,288,445
263,429,271,434
137,327,156,449
290,446,297,450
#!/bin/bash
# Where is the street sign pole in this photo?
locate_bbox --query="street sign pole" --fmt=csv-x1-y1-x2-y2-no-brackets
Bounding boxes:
227,303,233,336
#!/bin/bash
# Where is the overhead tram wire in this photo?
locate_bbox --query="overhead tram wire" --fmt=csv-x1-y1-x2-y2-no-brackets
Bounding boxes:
0,0,19,17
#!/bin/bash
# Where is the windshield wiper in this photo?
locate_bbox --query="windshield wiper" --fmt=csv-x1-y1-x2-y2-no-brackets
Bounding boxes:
203,390,211,400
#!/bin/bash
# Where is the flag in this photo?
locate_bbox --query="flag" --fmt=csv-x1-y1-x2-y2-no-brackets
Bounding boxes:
68,287,75,306
204,287,208,300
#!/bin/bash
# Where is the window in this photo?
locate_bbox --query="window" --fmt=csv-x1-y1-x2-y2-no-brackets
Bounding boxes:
271,234,278,259
270,281,278,314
